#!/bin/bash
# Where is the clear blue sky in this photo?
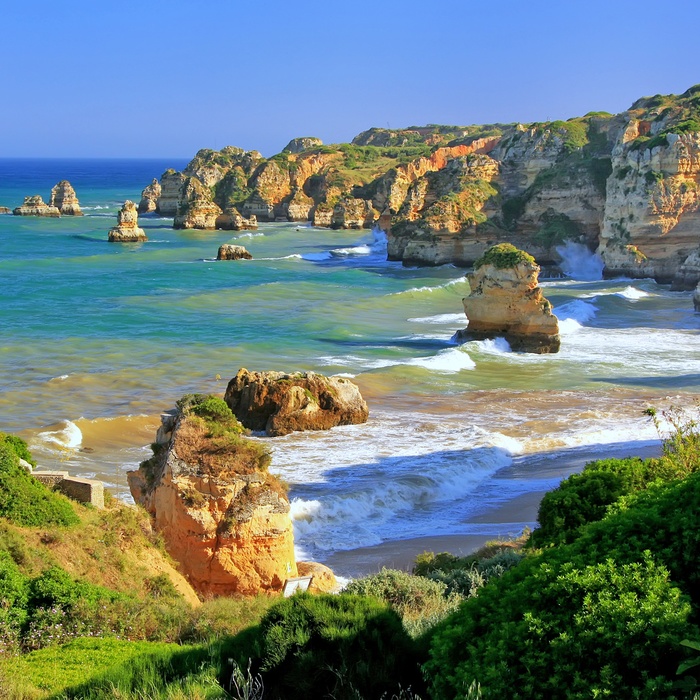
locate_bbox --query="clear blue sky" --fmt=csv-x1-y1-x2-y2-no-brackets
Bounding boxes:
2,0,698,158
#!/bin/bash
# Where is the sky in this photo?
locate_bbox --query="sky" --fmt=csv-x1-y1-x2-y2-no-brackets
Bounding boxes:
1,0,699,158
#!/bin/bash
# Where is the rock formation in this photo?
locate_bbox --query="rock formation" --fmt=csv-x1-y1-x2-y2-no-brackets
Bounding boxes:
108,201,147,242
13,195,60,217
157,170,187,216
224,369,369,437
138,179,161,214
458,243,560,353
173,177,223,229
0,207,11,214
127,395,297,596
49,180,83,216
217,244,252,260
283,137,323,153
694,282,700,312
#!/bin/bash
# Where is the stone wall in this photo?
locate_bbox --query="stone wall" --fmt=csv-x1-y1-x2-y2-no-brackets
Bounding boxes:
33,471,105,508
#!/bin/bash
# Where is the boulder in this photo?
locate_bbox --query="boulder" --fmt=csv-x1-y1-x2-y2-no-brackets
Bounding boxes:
127,395,298,596
224,369,369,436
108,200,147,242
138,178,161,214
458,243,560,353
217,244,252,260
296,561,338,594
49,180,83,216
13,195,60,217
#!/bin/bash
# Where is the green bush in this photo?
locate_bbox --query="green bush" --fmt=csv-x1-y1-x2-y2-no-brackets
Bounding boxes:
0,442,79,527
425,553,695,699
344,568,462,637
0,433,36,467
225,593,425,700
473,243,535,270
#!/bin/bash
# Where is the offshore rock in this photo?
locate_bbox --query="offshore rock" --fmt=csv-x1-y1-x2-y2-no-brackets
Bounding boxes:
0,207,11,214
108,200,147,242
459,244,560,353
283,137,323,154
13,195,60,217
127,399,297,596
217,244,252,260
49,181,83,216
138,178,161,214
224,368,369,437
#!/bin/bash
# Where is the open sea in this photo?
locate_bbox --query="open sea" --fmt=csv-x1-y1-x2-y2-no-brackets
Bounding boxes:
1,158,699,576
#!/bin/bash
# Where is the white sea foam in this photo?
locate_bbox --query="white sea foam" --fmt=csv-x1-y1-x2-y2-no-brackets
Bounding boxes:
476,337,513,354
36,420,83,449
406,348,476,372
236,232,264,239
257,254,303,261
616,286,650,300
407,313,466,324
390,277,467,296
556,241,604,280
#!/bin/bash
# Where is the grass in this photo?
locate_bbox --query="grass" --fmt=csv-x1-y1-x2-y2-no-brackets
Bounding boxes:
473,243,535,269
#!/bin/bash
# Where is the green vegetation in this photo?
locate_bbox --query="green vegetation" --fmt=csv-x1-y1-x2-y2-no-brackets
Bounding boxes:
0,437,78,527
533,212,582,248
474,243,535,269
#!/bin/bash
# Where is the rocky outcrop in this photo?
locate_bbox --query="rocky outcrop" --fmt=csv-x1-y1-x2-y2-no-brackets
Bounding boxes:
127,396,297,596
0,207,11,214
157,170,187,216
138,179,161,214
458,244,560,353
49,181,83,216
217,244,252,260
174,177,223,229
283,137,323,153
13,195,60,217
108,201,147,242
224,368,369,437
331,198,378,229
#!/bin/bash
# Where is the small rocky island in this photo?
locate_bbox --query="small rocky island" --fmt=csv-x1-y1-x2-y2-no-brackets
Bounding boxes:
13,181,83,217
108,200,147,242
224,368,369,436
13,195,61,217
217,244,252,260
457,243,560,353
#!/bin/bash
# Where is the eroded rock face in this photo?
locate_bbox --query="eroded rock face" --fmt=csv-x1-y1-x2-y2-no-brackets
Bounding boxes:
13,195,60,217
224,369,369,436
157,170,187,216
127,399,298,596
108,201,147,242
49,181,83,216
331,198,378,229
217,244,252,260
283,137,323,153
138,179,161,214
459,245,560,353
173,177,223,230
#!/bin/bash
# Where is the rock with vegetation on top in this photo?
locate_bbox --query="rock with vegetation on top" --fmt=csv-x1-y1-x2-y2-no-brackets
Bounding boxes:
49,180,83,216
108,200,147,242
224,368,369,436
127,394,299,596
457,243,560,353
217,244,252,260
138,178,161,214
282,137,323,154
13,195,60,217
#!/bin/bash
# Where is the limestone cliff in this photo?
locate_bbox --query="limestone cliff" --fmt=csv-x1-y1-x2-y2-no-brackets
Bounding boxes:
224,368,369,437
457,244,560,353
49,180,83,216
138,179,161,214
13,195,60,217
127,395,297,596
108,201,147,242
173,177,223,230
156,170,187,216
283,136,323,153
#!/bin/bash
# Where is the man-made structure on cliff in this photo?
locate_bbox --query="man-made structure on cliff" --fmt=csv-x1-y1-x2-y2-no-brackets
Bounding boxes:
224,368,369,436
13,195,61,217
108,200,147,242
33,469,104,508
457,243,560,353
143,84,700,287
49,180,83,216
217,243,252,260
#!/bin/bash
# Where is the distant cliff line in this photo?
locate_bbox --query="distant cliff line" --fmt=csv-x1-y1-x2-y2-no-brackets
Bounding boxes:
140,85,700,287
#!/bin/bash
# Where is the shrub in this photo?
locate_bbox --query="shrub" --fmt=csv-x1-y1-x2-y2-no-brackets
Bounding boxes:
224,593,425,700
0,442,78,527
425,553,695,699
473,243,535,270
0,433,36,467
344,568,462,637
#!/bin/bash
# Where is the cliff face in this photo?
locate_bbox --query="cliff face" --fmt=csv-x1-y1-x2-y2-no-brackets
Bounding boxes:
127,396,297,596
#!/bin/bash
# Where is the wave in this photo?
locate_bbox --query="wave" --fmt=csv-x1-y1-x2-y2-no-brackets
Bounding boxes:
406,347,476,372
236,232,264,239
407,312,466,324
35,420,83,449
256,254,302,261
554,299,599,335
556,241,604,280
390,276,467,296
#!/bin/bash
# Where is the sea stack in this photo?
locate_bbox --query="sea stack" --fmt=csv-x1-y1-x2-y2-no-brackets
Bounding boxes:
13,195,60,217
108,200,147,242
224,368,369,436
138,178,161,214
217,244,253,260
458,243,561,353
49,180,83,216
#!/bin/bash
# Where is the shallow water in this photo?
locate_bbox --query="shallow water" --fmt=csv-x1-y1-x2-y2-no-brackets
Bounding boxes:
1,159,699,573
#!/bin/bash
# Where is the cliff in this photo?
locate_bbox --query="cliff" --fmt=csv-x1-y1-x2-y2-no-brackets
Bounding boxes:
127,395,297,596
144,84,700,283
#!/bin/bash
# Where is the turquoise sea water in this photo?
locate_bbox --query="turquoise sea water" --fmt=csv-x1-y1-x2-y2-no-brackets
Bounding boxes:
1,159,699,573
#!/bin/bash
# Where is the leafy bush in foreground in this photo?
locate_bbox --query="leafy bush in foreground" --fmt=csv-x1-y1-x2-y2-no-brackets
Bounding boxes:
0,441,78,527
224,593,425,700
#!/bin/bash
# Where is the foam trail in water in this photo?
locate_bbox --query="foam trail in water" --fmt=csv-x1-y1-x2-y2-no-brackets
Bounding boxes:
556,241,604,281
36,420,83,449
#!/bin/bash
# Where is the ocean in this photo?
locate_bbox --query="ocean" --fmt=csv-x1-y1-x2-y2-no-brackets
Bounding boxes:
1,158,698,576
